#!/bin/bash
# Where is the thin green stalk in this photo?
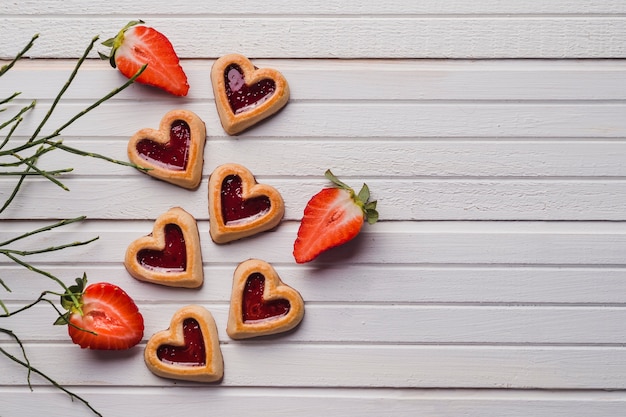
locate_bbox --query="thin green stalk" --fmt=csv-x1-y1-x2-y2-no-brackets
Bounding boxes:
0,147,53,168
0,254,85,319
3,36,100,215
0,284,9,314
46,140,150,171
1,290,64,319
0,91,21,106
0,340,102,416
28,36,98,144
1,290,96,338
0,172,27,213
0,168,72,176
0,216,86,247
0,114,27,150
43,63,147,140
0,121,20,151
0,34,38,77
0,328,32,383
8,151,70,190
0,100,35,131
0,32,150,417
0,65,147,213
0,136,46,157
1,236,98,257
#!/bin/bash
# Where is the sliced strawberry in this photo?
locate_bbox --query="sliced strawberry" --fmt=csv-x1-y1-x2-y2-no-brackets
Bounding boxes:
100,20,189,96
56,275,144,350
293,170,378,263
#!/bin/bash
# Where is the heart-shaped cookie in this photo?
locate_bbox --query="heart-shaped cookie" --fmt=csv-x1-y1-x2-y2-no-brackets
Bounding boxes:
208,163,284,244
210,54,289,135
144,305,224,382
227,259,304,339
128,109,206,189
124,207,203,288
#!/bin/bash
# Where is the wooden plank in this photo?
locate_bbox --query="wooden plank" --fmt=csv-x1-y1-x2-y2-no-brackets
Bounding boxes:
5,177,626,221
2,17,626,59
5,303,626,344
4,59,626,101
3,387,626,417
2,343,626,389
4,0,626,15
3,221,626,266
5,101,626,139
2,264,626,305
17,138,626,178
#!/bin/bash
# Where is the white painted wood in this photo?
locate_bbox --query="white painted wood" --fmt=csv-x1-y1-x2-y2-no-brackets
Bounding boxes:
2,16,626,59
5,0,626,16
5,220,626,265
2,388,626,417
5,60,626,101
6,100,626,139
2,2,626,416
8,177,626,220
5,302,626,344
2,264,626,304
2,343,626,389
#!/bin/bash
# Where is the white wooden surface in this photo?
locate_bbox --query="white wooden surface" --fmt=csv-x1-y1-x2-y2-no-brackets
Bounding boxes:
1,1,626,416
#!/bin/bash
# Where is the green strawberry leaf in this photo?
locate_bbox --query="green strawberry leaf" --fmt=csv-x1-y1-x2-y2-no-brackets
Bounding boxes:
53,312,70,326
357,183,370,204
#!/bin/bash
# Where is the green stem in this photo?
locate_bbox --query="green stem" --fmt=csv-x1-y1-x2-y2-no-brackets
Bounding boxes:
0,172,27,213
0,62,147,214
1,236,98,257
0,136,46,157
0,328,32,384
0,216,87,247
0,337,102,416
1,291,61,318
0,100,36,132
0,254,85,315
0,34,39,77
0,168,73,176
28,36,98,144
8,151,70,191
0,92,22,107
46,140,150,171
44,63,147,139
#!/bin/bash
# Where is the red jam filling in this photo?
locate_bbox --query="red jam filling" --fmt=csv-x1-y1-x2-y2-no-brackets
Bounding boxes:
157,318,206,366
221,175,271,224
137,223,186,272
224,64,276,114
136,119,191,170
242,273,290,322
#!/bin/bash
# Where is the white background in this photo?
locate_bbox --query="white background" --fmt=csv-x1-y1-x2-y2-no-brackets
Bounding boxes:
1,1,626,416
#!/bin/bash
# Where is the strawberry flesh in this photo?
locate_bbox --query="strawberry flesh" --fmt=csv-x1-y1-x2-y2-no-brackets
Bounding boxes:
293,170,378,264
293,188,365,263
68,282,144,350
102,21,189,96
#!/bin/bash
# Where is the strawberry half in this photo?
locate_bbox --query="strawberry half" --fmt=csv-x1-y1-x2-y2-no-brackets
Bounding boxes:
56,275,144,350
293,170,379,263
100,20,189,96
